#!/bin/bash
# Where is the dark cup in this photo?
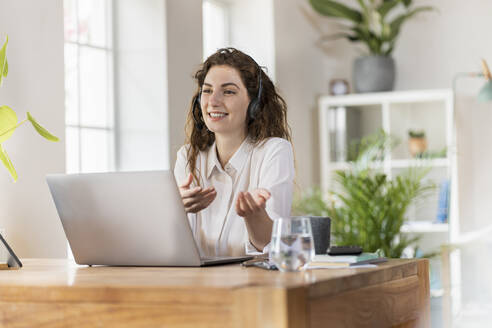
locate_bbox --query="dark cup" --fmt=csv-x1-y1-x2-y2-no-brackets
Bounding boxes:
308,216,331,255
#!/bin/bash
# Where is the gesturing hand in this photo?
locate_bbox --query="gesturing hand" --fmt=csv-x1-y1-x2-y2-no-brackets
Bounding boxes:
179,173,217,213
235,188,271,219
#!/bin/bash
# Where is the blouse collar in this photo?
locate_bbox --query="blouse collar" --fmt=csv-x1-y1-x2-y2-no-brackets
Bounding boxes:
206,137,253,179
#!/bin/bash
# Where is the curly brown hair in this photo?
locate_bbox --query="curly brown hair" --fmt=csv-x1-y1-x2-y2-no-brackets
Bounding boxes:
185,48,292,185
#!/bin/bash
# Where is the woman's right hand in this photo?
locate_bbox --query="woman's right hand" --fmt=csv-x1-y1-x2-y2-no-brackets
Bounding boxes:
179,173,217,213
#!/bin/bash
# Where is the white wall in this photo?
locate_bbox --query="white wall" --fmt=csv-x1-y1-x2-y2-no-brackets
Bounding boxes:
0,0,67,257
115,0,203,173
114,0,168,171
166,0,203,169
273,0,327,191
229,0,276,80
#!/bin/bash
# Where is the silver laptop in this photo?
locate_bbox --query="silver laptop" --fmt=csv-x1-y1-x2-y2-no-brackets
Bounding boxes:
46,170,253,267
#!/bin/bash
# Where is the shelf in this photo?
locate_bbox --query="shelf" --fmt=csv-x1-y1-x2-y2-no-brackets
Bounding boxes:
319,89,453,107
319,89,457,255
327,161,385,171
391,158,449,168
400,222,449,233
327,158,449,171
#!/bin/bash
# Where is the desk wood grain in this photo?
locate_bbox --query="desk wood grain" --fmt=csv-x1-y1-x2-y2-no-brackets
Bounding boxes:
0,259,429,328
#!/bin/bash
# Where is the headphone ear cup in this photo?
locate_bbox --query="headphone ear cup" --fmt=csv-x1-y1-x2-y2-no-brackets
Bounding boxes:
192,94,204,128
247,99,260,122
248,68,263,123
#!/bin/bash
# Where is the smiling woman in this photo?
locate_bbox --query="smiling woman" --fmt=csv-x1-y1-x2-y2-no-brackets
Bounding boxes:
174,48,294,257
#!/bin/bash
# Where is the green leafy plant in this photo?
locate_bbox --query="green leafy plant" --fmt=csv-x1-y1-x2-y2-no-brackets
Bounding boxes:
309,0,434,55
0,36,59,182
415,148,447,159
293,130,435,258
408,129,425,138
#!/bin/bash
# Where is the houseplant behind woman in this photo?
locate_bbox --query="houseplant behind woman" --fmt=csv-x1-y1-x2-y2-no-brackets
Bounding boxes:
309,0,433,93
174,48,295,257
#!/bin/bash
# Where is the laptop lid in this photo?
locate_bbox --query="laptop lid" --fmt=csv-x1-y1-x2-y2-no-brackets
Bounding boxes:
46,170,203,266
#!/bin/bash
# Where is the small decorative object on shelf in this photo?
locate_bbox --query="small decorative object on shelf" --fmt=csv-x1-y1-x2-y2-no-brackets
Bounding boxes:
329,79,349,96
408,129,427,158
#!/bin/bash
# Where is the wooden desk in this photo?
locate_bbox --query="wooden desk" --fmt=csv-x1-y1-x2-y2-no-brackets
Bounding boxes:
0,258,429,328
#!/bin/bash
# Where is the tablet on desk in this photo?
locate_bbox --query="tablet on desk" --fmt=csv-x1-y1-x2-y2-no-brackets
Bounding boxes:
0,234,22,269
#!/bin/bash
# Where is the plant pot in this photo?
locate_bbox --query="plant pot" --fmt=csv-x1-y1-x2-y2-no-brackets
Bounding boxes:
353,55,395,93
408,137,427,157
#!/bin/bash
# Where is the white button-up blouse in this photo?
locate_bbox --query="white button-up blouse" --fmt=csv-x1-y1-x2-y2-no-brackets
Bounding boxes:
174,137,295,257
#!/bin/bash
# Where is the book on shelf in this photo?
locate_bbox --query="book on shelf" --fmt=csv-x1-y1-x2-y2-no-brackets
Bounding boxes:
436,179,450,223
328,106,347,162
307,253,387,268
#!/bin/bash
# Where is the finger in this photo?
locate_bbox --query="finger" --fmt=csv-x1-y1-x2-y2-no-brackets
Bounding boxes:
257,195,268,208
200,189,216,203
244,192,261,211
239,193,254,214
190,189,217,210
197,187,216,198
183,196,199,208
256,194,267,207
183,188,215,207
251,192,267,207
179,173,193,188
186,203,202,213
255,188,271,200
181,186,202,198
236,192,246,216
236,199,245,216
201,187,215,193
188,197,212,213
201,192,217,209
184,186,216,203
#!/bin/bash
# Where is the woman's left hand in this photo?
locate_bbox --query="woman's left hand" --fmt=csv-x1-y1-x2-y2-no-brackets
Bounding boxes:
235,188,271,219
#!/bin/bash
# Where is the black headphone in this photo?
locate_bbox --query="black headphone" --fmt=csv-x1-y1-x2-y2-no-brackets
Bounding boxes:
192,65,263,128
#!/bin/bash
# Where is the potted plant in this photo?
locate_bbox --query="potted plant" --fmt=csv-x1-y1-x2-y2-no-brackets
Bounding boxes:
308,0,433,93
293,130,435,258
0,35,59,182
408,129,427,158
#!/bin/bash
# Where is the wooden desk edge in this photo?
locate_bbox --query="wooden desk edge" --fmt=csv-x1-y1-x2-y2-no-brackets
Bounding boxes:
0,259,430,328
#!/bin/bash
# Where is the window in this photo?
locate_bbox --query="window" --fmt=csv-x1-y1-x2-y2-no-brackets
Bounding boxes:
64,0,114,174
203,0,230,59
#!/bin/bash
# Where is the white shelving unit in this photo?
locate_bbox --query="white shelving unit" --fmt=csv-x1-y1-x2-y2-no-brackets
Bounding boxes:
318,89,458,236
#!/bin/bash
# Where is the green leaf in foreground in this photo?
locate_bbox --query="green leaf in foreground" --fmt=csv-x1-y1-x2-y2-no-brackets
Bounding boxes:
3,59,8,77
0,105,18,143
0,35,8,86
0,144,18,182
27,112,59,142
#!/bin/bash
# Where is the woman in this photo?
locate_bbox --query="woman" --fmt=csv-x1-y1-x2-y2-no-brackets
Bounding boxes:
174,48,294,257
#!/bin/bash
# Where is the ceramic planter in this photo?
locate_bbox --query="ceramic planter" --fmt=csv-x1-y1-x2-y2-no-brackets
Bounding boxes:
408,137,427,157
353,55,395,93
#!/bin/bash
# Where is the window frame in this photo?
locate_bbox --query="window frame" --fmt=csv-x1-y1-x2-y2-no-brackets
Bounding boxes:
63,0,115,174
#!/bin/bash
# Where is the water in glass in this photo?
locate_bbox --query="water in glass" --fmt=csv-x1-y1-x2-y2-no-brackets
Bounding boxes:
270,217,315,272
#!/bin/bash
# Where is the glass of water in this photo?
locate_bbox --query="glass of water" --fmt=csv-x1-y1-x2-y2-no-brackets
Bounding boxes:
270,216,315,272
